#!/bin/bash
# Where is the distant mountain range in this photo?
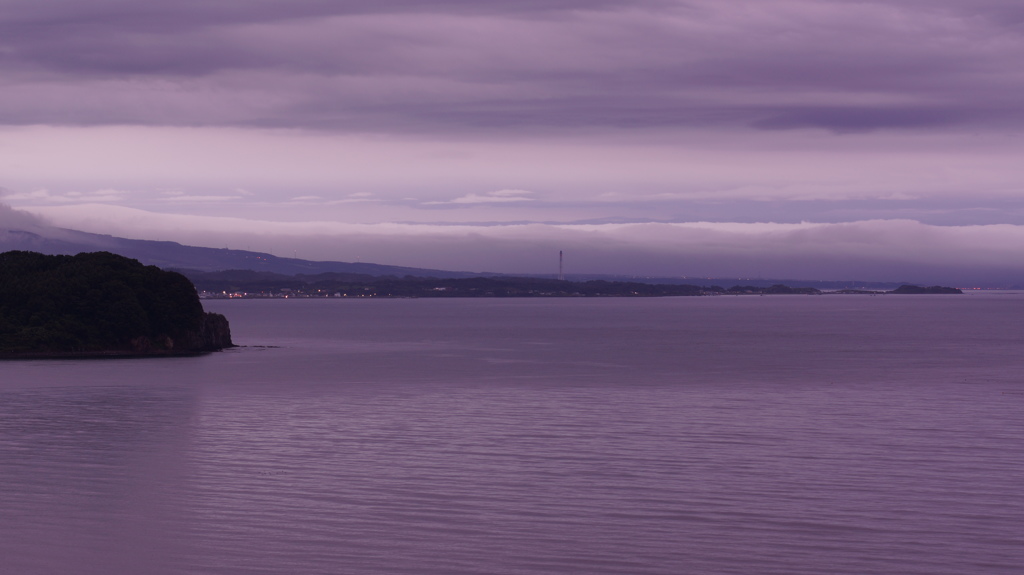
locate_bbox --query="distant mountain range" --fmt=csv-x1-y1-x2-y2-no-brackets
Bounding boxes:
1,224,910,290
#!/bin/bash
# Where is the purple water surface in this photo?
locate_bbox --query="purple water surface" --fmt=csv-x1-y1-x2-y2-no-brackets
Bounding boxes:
2,295,1022,574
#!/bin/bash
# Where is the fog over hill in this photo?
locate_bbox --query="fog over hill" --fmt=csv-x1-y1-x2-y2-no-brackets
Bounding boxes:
0,212,916,290
0,204,480,277
0,203,1014,289
0,227,482,279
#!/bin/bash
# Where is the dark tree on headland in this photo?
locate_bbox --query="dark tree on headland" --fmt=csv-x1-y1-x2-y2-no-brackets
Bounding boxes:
0,251,232,356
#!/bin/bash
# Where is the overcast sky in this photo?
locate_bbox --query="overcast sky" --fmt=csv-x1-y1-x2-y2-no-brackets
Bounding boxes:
2,0,1023,283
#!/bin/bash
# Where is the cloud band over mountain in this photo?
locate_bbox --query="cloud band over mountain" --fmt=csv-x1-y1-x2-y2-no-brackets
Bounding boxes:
7,202,1020,286
2,1,1023,283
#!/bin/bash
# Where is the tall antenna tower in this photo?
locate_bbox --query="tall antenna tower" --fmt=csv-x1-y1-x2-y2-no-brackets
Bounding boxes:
558,250,564,281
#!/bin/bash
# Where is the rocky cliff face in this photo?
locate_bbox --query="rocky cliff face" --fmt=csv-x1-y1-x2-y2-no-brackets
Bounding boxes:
126,312,232,354
128,313,232,354
182,312,234,351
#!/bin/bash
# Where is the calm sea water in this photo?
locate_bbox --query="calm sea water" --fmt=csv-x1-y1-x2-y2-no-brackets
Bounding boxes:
1,295,1023,574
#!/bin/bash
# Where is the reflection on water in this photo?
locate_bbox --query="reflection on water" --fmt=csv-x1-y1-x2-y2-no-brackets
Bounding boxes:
2,296,1023,574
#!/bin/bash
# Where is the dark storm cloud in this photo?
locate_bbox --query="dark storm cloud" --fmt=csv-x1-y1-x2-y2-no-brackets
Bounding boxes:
1,0,1022,132
0,0,634,75
753,106,969,132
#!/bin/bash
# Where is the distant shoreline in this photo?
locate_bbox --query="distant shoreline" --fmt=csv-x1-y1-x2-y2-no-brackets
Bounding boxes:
195,282,963,299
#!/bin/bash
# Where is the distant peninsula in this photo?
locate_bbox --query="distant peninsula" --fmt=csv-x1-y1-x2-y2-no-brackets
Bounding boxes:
1,251,233,358
829,285,964,295
180,270,962,299
888,285,963,294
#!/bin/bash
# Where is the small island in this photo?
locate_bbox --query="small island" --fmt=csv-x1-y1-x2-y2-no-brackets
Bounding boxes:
1,251,233,358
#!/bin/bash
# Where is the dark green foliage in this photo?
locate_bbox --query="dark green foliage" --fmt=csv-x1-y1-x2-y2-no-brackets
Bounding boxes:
0,251,206,354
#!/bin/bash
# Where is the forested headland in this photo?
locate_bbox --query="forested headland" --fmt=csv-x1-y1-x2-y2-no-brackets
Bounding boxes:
1,251,232,357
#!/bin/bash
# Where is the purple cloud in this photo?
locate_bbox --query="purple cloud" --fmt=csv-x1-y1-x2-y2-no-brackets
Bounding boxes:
2,1,1022,133
2,1,1023,283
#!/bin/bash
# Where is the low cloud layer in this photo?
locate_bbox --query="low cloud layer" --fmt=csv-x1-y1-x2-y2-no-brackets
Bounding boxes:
19,203,1024,286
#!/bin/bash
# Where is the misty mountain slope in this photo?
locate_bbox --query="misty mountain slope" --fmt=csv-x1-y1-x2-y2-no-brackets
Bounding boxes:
0,226,485,278
0,224,921,289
